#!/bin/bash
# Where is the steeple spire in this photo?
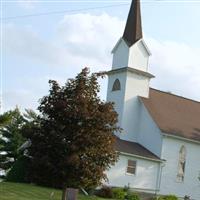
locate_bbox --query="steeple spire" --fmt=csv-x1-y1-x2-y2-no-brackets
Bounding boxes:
123,0,143,46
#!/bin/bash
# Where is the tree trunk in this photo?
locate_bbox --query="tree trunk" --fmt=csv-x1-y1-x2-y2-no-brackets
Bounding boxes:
62,187,78,200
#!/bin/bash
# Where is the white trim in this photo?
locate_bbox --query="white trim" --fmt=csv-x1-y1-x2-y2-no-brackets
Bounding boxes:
163,133,200,145
111,37,128,53
111,37,152,56
119,151,163,163
129,187,159,193
111,37,123,53
125,172,136,176
126,159,137,176
140,39,152,56
155,162,164,194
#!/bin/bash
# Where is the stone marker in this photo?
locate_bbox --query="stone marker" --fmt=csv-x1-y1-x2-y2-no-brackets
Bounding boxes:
66,188,78,200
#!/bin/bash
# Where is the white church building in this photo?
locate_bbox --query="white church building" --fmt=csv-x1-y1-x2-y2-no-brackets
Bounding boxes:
105,1,200,199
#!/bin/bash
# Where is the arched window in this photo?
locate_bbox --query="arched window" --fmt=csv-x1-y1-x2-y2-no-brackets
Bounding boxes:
177,145,186,182
112,79,121,91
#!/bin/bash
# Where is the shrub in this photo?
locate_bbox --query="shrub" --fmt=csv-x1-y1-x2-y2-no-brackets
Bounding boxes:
158,195,178,200
96,186,113,198
123,185,130,192
112,188,126,199
126,192,140,200
151,197,158,200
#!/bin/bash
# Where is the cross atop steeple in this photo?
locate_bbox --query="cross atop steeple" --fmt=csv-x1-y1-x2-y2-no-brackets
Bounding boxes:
123,0,143,46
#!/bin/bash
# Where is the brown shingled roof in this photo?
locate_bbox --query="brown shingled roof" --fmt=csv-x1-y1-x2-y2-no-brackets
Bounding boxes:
140,88,200,142
115,137,161,161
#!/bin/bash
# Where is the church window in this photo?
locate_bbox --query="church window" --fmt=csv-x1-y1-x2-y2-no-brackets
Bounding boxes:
112,79,121,91
177,145,186,182
126,160,136,175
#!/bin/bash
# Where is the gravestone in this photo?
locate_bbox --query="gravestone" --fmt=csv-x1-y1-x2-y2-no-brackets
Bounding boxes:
66,188,78,200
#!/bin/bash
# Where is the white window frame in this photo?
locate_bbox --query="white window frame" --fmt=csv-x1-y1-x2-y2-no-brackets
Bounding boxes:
176,145,186,183
126,159,137,176
112,79,121,91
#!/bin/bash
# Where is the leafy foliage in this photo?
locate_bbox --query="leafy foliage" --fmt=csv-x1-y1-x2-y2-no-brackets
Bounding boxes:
25,68,120,190
0,108,25,171
126,192,140,200
112,188,126,199
96,186,113,198
158,195,178,200
0,112,12,127
0,108,37,173
6,156,30,183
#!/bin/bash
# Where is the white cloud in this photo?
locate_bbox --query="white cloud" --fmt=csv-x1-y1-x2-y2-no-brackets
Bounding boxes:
56,13,124,70
5,14,123,71
147,38,200,101
4,13,200,111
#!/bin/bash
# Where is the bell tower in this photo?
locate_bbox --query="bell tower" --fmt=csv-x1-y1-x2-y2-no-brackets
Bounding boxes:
107,0,154,142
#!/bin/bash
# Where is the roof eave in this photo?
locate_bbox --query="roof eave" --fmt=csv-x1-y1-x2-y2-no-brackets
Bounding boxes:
140,39,152,56
107,67,155,79
111,37,129,54
118,151,163,163
162,132,200,145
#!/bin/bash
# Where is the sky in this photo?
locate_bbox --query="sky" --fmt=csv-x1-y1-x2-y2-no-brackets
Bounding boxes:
1,0,200,113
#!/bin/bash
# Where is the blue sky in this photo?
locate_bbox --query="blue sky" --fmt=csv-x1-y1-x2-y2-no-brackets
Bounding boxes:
2,0,200,112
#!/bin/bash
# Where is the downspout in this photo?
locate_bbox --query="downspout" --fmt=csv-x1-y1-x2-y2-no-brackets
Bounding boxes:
155,161,165,195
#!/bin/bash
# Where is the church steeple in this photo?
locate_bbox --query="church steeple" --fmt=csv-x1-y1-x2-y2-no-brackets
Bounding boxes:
111,0,150,70
107,0,153,142
123,0,143,46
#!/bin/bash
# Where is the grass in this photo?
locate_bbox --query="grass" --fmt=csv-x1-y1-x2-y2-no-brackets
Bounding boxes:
0,182,109,200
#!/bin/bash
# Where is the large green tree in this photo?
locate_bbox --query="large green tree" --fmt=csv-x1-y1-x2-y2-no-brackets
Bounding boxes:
25,68,120,200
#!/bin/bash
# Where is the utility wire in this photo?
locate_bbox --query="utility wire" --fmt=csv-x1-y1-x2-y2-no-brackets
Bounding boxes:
4,0,200,2
2,0,200,20
2,3,129,20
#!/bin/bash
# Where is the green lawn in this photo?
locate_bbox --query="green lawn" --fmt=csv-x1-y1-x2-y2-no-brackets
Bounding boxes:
0,182,108,200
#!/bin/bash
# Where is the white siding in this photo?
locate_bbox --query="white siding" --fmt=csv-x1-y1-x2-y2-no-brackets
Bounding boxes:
109,37,152,143
159,137,200,200
120,71,150,142
137,102,163,157
106,71,127,136
112,39,150,72
128,40,149,72
107,71,150,141
106,154,160,193
112,39,129,69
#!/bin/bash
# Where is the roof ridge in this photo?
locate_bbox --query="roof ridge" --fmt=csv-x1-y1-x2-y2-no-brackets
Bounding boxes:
150,87,200,104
